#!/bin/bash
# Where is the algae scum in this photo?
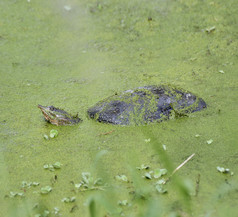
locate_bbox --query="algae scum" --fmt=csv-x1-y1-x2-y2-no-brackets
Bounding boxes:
0,0,238,217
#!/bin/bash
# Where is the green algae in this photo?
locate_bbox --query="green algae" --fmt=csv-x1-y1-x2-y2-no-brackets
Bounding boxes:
0,0,238,216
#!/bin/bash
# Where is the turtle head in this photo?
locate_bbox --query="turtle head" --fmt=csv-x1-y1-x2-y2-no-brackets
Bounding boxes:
38,105,81,126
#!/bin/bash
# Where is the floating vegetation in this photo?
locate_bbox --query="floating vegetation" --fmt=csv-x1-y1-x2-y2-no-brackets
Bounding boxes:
115,174,129,182
49,129,58,138
205,26,216,33
52,162,62,169
206,139,213,144
143,172,153,180
43,134,49,140
217,166,234,175
143,169,167,179
21,181,40,188
53,207,60,215
74,172,105,191
63,5,71,11
40,186,52,194
136,162,169,194
43,129,58,140
136,164,150,170
144,138,151,143
217,166,230,173
43,162,62,171
118,200,131,206
155,184,167,194
61,196,76,203
34,205,60,217
35,210,50,217
6,191,25,198
154,169,168,179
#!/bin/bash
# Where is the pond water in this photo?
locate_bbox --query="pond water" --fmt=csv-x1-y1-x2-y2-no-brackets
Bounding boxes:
0,0,237,216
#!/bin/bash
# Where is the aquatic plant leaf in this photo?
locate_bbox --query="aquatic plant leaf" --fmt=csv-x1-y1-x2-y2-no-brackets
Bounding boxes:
118,200,129,206
64,5,71,11
75,183,82,189
155,185,167,194
9,192,17,197
43,210,50,217
43,164,54,171
9,191,24,198
145,138,151,143
77,173,105,191
207,139,213,144
36,210,50,217
156,179,166,185
21,181,29,188
32,182,40,186
43,164,49,169
94,178,103,186
21,181,40,188
18,192,24,197
217,166,230,173
115,175,128,182
50,129,58,138
144,172,152,180
61,197,70,203
44,162,61,171
40,186,52,194
62,196,76,203
82,172,92,184
136,164,150,170
43,134,49,140
53,162,62,169
205,26,216,33
154,169,167,179
70,196,76,202
53,207,60,215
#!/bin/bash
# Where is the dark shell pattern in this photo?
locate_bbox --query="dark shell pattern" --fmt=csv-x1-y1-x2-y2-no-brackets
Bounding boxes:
87,85,207,125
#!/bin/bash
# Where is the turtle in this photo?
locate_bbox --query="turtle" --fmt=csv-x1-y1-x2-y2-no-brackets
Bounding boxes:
38,85,206,126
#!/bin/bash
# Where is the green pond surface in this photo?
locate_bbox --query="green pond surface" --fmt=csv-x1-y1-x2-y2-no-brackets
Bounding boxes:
0,0,238,216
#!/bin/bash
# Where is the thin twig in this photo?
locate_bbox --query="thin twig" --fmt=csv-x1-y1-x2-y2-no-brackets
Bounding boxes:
171,153,195,176
163,153,195,184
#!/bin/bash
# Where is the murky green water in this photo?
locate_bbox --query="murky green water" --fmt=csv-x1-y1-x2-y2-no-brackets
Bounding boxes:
0,0,237,216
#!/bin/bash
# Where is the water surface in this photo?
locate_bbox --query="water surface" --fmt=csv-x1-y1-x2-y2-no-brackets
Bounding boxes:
0,0,237,216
